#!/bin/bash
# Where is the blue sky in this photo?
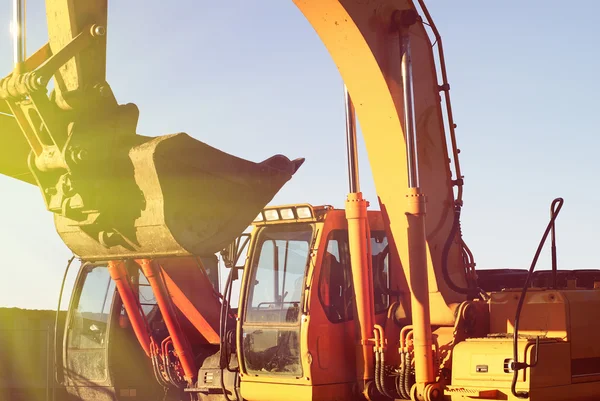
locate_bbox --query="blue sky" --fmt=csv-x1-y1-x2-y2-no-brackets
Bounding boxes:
1,1,599,309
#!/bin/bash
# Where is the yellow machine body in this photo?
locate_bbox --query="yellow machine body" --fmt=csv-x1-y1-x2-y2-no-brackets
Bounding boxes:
449,289,600,400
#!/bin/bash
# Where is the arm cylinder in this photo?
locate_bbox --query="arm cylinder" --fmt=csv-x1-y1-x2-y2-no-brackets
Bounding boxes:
345,192,376,386
405,191,435,387
107,260,151,356
401,30,436,392
137,259,197,384
344,85,376,392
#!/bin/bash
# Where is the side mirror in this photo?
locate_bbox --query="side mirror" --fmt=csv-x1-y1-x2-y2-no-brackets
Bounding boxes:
221,233,251,269
221,242,237,269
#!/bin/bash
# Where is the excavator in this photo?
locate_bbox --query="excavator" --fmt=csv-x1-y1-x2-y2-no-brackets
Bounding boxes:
2,1,600,401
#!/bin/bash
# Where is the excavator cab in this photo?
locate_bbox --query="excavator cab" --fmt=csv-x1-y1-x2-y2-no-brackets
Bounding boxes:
61,255,223,401
232,204,398,401
62,262,159,401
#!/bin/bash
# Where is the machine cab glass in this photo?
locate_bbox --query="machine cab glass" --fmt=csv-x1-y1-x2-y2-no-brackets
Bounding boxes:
242,223,313,376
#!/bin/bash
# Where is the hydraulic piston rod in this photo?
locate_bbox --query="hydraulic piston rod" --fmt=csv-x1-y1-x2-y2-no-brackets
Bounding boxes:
345,85,360,193
402,35,419,190
12,0,25,72
343,85,376,393
400,23,436,397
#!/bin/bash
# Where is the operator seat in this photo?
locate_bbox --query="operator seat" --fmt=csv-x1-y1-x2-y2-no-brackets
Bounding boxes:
320,251,348,321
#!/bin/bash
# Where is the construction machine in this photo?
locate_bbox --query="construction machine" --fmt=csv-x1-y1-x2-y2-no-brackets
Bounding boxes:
2,1,600,401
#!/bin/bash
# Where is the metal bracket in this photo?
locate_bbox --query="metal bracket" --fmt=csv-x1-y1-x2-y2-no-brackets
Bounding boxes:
512,336,540,371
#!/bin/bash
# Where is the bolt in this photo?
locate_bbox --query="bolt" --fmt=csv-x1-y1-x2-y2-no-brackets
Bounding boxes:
92,25,106,37
32,75,47,90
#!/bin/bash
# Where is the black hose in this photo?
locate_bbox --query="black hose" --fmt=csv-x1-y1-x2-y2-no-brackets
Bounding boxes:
219,265,240,401
379,351,387,398
397,351,409,399
374,348,383,396
395,375,405,400
225,275,238,373
219,271,232,400
151,351,171,389
219,270,231,368
403,351,412,398
441,206,479,296
510,198,563,399
53,254,75,393
220,266,237,371
163,343,185,389
379,351,397,399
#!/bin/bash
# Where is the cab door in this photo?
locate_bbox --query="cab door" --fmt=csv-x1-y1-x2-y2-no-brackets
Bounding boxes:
63,263,117,400
63,263,162,401
309,221,358,390
307,211,392,396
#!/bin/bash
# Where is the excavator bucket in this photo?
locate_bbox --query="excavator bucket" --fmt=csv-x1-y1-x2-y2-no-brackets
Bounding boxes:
2,97,300,260
54,133,304,260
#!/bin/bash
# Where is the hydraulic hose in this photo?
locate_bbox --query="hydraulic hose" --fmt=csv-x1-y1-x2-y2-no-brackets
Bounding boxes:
374,346,383,395
396,326,413,400
379,350,398,399
219,265,239,401
220,266,238,371
219,269,231,368
441,206,475,295
403,351,414,398
396,351,410,400
510,198,563,399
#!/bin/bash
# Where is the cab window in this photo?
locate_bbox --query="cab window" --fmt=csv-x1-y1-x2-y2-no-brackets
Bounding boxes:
318,230,390,323
68,265,115,349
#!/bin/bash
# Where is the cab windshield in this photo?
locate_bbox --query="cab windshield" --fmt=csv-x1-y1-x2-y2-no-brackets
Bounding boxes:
245,223,313,323
242,223,313,377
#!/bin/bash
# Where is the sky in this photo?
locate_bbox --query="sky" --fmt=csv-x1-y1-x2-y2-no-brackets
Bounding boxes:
0,1,599,309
